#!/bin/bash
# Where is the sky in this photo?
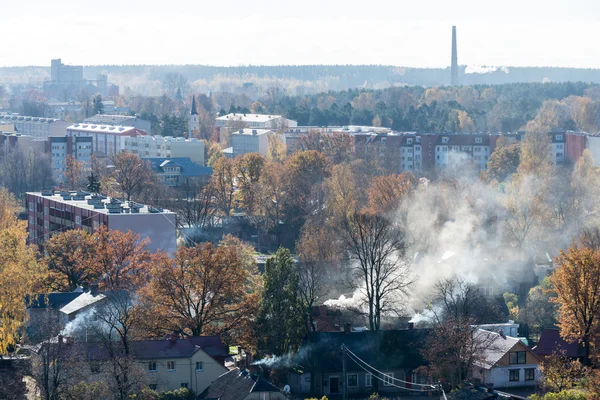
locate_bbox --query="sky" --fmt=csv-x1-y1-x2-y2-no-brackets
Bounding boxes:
2,0,600,68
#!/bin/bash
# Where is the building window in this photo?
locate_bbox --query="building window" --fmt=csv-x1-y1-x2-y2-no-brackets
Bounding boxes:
509,369,520,382
167,361,175,371
75,215,81,225
148,362,157,372
555,134,563,141
181,383,188,388
90,361,100,374
196,362,203,371
365,373,372,387
442,137,448,143
383,372,394,386
347,374,358,387
407,138,413,145
525,368,535,381
475,137,482,144
149,384,157,390
509,351,526,364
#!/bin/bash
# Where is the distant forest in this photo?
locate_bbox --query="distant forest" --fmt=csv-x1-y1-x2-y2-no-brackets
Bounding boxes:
5,64,600,96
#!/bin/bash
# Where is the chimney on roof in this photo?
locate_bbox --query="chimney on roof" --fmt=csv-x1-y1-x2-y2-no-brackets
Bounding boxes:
408,322,414,330
344,322,351,335
167,333,178,344
90,283,98,296
498,329,506,339
319,305,327,317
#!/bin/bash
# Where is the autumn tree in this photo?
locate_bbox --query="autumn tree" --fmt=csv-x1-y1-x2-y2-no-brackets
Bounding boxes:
110,152,153,201
265,133,287,163
365,172,417,215
256,247,305,355
255,162,288,244
235,152,265,213
297,130,354,164
209,156,236,216
486,142,520,183
85,227,153,290
139,241,261,347
170,178,214,234
549,247,600,365
0,189,45,353
539,350,589,393
504,175,548,249
44,229,96,291
296,224,338,332
205,140,224,167
64,155,85,190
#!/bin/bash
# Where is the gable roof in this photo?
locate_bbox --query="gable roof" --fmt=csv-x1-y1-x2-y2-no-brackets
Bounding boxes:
474,329,533,369
146,157,212,177
187,336,229,357
199,368,280,400
532,328,582,358
301,329,429,372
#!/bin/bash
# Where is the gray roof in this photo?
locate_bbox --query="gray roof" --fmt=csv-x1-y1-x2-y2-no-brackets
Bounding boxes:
199,368,280,400
474,329,521,369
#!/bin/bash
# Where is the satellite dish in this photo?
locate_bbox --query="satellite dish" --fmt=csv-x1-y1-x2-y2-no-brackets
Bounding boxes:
283,385,291,393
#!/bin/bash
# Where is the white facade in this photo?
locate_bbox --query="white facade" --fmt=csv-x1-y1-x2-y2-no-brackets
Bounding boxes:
231,129,272,158
477,365,540,389
551,133,566,165
0,115,68,138
49,136,93,184
586,136,600,166
120,136,205,166
216,113,297,129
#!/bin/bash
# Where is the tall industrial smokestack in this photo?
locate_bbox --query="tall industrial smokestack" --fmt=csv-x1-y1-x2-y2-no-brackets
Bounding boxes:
451,26,458,86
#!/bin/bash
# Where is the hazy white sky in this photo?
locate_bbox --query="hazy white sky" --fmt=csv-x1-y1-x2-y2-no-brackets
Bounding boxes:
2,0,600,68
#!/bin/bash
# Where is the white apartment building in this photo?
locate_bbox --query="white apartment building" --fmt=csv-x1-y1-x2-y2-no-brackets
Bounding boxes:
216,113,297,129
434,135,492,170
550,132,566,165
230,129,273,158
120,135,205,166
49,136,93,183
0,115,69,138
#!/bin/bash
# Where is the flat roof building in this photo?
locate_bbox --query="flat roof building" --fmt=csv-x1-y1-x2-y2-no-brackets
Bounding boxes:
0,115,68,138
84,114,151,134
26,191,177,254
230,128,273,158
215,113,297,129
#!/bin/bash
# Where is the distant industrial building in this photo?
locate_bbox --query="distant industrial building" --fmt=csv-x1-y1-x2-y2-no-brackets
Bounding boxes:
0,115,68,138
84,114,151,134
26,191,177,254
451,26,459,86
42,59,118,100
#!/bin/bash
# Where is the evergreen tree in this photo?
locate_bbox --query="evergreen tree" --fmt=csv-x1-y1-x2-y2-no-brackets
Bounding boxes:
86,173,101,194
92,94,104,115
256,247,305,355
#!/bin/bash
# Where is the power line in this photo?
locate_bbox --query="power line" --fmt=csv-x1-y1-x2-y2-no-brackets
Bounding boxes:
343,348,438,393
343,344,437,389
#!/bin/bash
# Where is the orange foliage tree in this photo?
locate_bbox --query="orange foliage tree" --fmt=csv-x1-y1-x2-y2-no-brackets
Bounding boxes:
138,239,261,349
365,172,417,215
44,229,96,291
549,247,600,365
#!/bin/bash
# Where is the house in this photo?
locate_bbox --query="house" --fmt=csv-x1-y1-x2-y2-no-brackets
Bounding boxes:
26,290,84,339
187,336,231,367
199,368,286,400
471,329,541,389
289,328,430,397
147,157,212,187
36,336,228,395
532,328,585,362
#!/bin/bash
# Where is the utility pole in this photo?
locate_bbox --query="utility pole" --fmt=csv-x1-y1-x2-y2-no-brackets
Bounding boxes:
341,344,347,400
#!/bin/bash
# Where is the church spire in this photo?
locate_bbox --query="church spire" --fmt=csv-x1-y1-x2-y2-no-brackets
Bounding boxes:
190,95,198,115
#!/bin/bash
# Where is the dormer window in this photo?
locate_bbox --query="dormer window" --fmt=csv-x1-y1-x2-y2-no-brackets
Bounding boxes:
555,134,563,141
407,138,413,145
442,137,449,144
475,137,482,144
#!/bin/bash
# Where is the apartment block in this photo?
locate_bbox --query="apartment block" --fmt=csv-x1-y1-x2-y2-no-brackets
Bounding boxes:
26,191,177,254
83,114,151,134
48,136,93,183
121,135,205,165
0,115,69,138
230,129,273,158
66,124,147,157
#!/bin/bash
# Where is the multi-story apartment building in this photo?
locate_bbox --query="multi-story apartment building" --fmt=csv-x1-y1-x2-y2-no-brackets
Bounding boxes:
550,131,566,165
66,124,147,157
83,114,152,135
0,133,47,154
0,115,69,138
48,136,93,183
355,133,498,174
229,129,273,158
26,191,177,254
215,113,297,129
121,135,205,165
